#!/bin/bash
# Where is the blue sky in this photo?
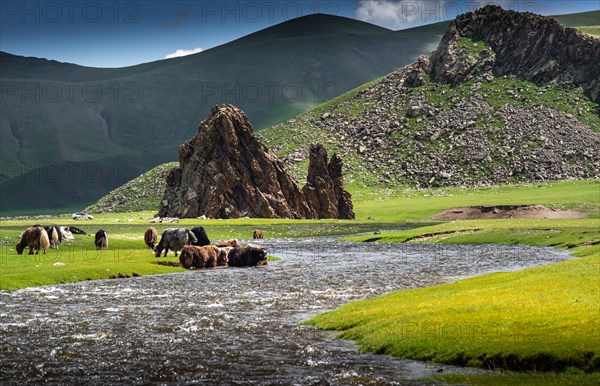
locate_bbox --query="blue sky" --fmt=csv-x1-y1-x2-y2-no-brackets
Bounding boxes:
1,0,598,68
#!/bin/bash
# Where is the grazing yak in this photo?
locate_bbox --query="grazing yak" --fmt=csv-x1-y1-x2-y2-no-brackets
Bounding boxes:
216,239,241,248
253,229,264,239
95,230,109,250
155,228,197,257
43,226,62,249
16,226,50,255
144,227,158,249
191,226,211,246
227,245,268,267
33,225,61,249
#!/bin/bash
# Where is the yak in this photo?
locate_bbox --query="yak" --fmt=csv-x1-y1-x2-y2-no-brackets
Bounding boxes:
16,226,50,255
95,230,109,250
155,228,197,257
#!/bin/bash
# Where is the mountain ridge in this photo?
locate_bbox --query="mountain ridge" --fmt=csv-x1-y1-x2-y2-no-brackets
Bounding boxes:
0,13,447,214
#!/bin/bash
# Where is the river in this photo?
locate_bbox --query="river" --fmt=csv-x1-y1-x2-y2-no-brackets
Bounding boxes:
0,237,571,385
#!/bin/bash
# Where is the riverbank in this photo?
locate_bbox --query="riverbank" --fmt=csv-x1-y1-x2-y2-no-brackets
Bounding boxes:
1,180,597,290
306,219,600,381
0,237,570,384
0,218,403,291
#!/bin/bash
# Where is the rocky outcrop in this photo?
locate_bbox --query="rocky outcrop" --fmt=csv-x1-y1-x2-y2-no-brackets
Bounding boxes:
159,105,312,219
431,5,600,101
302,144,354,219
158,105,354,219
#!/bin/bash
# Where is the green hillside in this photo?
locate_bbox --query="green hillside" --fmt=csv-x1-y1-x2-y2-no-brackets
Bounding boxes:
84,162,177,213
553,10,599,28
554,10,600,37
0,14,446,215
261,75,599,185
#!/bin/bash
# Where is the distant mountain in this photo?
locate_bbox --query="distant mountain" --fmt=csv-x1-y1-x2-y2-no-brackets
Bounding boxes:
0,14,448,215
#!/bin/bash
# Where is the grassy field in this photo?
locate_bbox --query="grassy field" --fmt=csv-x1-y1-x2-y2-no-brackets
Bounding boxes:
1,179,597,290
431,372,600,386
0,215,402,291
576,25,600,37
305,182,600,382
350,179,599,221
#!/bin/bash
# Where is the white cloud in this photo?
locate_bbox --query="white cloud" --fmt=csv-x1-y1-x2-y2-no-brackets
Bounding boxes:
356,0,476,30
164,47,203,59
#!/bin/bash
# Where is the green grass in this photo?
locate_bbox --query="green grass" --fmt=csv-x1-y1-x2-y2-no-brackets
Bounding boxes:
576,26,600,37
307,219,600,375
0,233,182,290
431,372,600,385
555,10,600,29
422,75,600,130
351,179,600,222
457,37,488,55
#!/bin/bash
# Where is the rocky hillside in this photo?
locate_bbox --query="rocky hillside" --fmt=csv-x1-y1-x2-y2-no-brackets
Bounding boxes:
261,6,600,189
430,5,600,101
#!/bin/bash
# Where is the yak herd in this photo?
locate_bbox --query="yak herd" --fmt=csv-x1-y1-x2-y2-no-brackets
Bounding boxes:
16,224,268,269
15,225,76,255
149,226,268,269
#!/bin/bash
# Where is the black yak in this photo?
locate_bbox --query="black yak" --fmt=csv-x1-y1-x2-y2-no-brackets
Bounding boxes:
191,226,210,246
227,245,268,267
95,230,108,250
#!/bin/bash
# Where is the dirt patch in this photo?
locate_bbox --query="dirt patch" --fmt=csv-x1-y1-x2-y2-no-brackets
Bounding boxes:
427,205,586,220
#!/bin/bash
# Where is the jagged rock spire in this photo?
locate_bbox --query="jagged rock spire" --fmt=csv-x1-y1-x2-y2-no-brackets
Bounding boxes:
158,105,353,219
